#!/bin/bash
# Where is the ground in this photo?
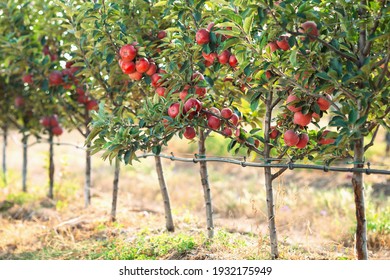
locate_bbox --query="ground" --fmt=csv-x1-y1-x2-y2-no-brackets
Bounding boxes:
0,129,389,260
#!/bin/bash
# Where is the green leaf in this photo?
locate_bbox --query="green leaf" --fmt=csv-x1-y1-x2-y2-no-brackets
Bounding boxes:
152,145,161,155
227,139,237,152
106,53,115,64
204,75,214,87
289,49,297,66
316,72,331,80
243,12,254,34
348,109,358,124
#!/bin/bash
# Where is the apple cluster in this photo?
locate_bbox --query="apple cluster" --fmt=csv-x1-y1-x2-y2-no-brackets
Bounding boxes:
40,114,63,136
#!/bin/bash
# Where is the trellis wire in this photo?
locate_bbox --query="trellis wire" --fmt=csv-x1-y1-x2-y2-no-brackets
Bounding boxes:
139,153,390,176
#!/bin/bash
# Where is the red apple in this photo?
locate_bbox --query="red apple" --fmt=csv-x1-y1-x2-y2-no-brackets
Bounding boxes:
65,61,74,69
49,115,59,127
300,21,319,41
168,103,181,118
229,113,239,126
49,70,63,86
22,74,33,84
43,45,50,55
317,94,331,111
52,126,63,136
196,28,210,45
221,108,233,119
269,126,279,139
156,87,166,97
76,87,85,95
218,50,230,64
128,71,143,81
179,89,189,101
195,86,206,97
202,52,217,63
229,55,238,67
222,127,233,137
40,117,50,128
135,58,150,73
312,112,321,122
284,130,299,147
265,71,273,80
184,98,202,114
276,36,290,51
77,95,89,104
157,30,167,39
184,126,196,139
208,107,221,117
86,100,98,111
293,111,312,126
296,133,309,149
120,60,136,74
14,96,25,108
208,116,221,130
151,73,162,87
319,130,336,145
119,44,137,61
267,42,280,53
145,62,157,76
286,94,302,112
254,139,260,148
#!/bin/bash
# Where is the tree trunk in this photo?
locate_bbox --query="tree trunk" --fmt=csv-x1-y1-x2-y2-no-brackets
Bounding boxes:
84,111,92,208
22,134,28,192
48,133,55,199
84,144,92,208
154,156,174,232
2,125,7,186
352,137,368,259
111,157,120,222
198,129,214,238
264,91,279,259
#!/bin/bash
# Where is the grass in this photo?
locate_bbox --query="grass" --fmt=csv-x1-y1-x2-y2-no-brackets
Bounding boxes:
0,130,389,260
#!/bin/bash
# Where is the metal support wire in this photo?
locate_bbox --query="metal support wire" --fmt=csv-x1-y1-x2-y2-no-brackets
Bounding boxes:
139,153,390,176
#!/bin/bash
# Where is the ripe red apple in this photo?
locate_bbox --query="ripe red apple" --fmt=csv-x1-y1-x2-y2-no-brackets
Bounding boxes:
65,61,74,69
135,58,150,73
229,55,238,67
43,45,50,55
184,98,202,114
22,74,33,84
51,126,63,136
179,89,188,101
120,60,136,74
77,95,89,104
196,28,210,45
269,126,279,139
49,115,59,127
151,73,162,87
293,111,312,126
218,50,230,64
50,53,58,62
286,94,302,112
40,117,50,128
49,71,63,86
284,130,299,147
254,139,260,148
221,108,233,119
265,71,273,80
14,96,25,108
168,103,181,118
229,113,239,126
300,21,319,41
145,62,157,76
296,133,309,149
157,30,167,39
119,44,137,61
267,42,280,53
208,107,221,117
317,94,331,111
128,71,143,81
76,87,85,95
208,116,221,130
183,126,196,140
319,130,335,145
222,127,233,137
312,112,321,122
156,87,166,97
202,52,217,63
276,36,290,51
86,100,98,111
195,86,206,97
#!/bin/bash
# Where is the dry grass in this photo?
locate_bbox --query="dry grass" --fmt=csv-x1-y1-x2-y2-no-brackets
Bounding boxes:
0,129,389,260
